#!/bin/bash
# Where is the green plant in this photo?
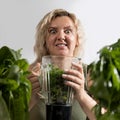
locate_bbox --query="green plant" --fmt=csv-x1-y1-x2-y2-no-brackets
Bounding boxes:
0,46,31,120
49,65,69,104
88,39,120,120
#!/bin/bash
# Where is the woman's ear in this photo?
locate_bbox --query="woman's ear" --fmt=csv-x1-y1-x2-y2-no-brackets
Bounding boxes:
75,35,79,47
76,39,79,47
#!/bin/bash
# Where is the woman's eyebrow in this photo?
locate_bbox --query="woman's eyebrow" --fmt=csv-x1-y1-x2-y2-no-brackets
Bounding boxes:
48,26,57,30
48,25,57,28
48,25,74,30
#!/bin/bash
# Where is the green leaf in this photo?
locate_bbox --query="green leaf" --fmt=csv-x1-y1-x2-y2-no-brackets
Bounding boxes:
111,64,120,90
0,46,31,120
0,91,11,120
88,39,120,119
0,46,22,64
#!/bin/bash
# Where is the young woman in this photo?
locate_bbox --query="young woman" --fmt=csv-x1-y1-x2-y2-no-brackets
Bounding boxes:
28,9,96,120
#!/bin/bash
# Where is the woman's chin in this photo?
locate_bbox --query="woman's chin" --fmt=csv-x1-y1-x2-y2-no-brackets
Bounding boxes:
55,53,71,57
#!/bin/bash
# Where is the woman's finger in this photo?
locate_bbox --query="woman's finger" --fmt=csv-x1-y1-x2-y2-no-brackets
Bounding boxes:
72,62,83,74
32,87,41,94
62,73,83,85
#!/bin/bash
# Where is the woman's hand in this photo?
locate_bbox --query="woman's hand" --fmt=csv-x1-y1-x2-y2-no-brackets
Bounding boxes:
28,63,41,111
62,62,86,100
62,62,97,120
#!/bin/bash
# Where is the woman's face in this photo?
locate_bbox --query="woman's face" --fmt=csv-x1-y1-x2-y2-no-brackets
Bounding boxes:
46,16,78,56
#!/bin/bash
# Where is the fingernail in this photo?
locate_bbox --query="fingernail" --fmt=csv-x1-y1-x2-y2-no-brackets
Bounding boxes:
62,74,67,78
64,69,68,72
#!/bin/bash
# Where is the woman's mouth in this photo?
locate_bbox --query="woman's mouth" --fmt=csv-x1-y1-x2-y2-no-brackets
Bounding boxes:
56,43,67,47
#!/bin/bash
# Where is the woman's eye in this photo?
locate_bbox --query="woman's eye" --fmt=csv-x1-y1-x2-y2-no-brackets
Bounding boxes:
65,29,71,34
49,29,57,34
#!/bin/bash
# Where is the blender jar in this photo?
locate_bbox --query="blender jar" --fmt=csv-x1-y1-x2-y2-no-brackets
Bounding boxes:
41,55,81,120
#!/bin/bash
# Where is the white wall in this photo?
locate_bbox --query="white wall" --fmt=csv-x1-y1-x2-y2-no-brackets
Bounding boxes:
0,0,120,64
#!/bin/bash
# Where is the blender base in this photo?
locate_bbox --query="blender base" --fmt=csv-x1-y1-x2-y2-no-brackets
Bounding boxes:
46,103,72,120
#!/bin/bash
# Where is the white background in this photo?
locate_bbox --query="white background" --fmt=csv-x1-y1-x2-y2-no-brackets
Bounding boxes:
0,0,120,64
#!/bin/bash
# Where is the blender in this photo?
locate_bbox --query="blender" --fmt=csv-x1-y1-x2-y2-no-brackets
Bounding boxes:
41,55,81,120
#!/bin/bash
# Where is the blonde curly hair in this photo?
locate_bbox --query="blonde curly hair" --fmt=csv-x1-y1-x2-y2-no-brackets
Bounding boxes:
33,9,85,63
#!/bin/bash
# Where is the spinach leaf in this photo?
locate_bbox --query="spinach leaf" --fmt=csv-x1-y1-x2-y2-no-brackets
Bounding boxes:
0,46,31,120
49,65,69,104
88,39,120,120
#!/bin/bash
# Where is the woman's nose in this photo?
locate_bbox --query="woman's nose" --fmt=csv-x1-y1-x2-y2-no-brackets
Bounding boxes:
57,31,65,40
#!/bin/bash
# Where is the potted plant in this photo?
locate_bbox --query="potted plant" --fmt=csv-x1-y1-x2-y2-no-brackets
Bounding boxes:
0,46,31,120
88,39,120,120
